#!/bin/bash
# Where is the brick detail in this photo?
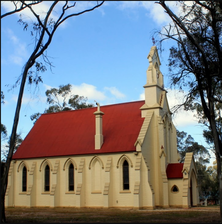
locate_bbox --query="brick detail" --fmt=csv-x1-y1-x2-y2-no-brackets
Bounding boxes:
50,184,56,195
53,160,59,174
134,181,140,194
105,157,112,172
27,185,33,195
103,183,109,195
135,156,141,170
161,172,168,183
29,162,36,175
76,183,82,195
78,159,85,173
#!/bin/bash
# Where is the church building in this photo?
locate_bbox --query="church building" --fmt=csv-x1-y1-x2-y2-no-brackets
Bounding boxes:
5,46,199,209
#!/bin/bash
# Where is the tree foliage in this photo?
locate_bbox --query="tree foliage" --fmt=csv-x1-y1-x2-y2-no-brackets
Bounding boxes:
30,84,94,124
177,129,218,201
1,91,5,104
1,124,7,142
177,129,210,164
197,162,219,202
1,133,23,162
195,86,222,157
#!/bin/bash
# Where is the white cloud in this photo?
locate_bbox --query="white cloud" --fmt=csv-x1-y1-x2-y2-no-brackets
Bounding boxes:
166,88,199,127
104,87,125,99
1,1,58,22
117,1,179,26
1,1,105,24
44,83,106,102
12,93,46,105
139,92,145,100
139,88,199,127
117,1,143,10
71,83,106,101
4,28,28,65
43,83,126,106
9,55,23,65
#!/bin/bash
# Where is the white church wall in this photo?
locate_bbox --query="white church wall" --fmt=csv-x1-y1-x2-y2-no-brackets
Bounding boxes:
168,179,183,207
139,157,154,209
7,152,153,208
170,123,180,163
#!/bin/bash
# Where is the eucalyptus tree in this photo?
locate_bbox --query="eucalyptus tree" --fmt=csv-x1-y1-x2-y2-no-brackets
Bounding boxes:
30,84,94,124
176,129,210,164
176,129,214,201
1,124,7,143
1,1,104,222
155,1,222,218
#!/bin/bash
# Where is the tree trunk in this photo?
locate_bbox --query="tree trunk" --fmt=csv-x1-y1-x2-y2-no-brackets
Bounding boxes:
1,182,6,223
215,153,222,221
217,156,222,221
210,116,222,221
0,63,31,222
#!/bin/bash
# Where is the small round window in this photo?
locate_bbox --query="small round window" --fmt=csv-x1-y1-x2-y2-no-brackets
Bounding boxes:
171,185,179,192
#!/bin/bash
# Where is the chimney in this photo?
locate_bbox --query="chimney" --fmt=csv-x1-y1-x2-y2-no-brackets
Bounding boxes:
94,102,104,150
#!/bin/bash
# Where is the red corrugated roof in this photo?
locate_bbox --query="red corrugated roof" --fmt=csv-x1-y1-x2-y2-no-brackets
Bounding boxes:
166,163,184,179
13,100,145,159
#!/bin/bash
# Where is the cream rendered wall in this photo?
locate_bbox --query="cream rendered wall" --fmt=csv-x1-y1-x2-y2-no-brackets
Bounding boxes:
140,107,180,208
5,161,15,207
139,157,154,209
6,151,155,209
140,112,163,207
6,116,181,209
170,123,180,163
168,179,183,207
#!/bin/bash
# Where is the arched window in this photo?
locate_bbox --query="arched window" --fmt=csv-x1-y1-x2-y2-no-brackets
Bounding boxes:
45,165,50,192
123,160,129,190
22,166,27,192
69,163,74,191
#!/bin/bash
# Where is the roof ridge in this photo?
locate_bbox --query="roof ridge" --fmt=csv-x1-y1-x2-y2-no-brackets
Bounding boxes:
41,100,145,116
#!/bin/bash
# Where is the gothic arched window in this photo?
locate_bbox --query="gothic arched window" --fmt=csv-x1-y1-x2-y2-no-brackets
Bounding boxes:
22,166,27,192
123,160,129,190
69,163,74,191
45,165,50,192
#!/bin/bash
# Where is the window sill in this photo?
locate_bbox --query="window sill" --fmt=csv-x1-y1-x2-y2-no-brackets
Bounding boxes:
65,191,75,194
19,192,27,195
91,191,102,194
41,192,50,195
119,190,131,193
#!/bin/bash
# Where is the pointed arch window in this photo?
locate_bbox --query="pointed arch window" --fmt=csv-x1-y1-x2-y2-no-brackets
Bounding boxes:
69,163,74,191
123,160,129,190
45,165,50,192
22,166,27,192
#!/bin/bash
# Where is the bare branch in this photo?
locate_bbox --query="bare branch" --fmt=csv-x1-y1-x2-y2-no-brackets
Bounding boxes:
56,1,105,28
1,1,42,19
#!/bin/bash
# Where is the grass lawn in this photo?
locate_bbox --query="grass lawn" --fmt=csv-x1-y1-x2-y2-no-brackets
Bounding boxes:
5,206,220,223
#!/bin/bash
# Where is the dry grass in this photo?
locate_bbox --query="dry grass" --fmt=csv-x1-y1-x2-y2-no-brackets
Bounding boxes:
5,206,220,223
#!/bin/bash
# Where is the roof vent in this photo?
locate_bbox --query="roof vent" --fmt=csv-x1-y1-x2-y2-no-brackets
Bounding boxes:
94,101,104,150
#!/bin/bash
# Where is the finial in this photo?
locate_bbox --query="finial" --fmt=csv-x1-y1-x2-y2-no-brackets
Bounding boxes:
94,100,100,111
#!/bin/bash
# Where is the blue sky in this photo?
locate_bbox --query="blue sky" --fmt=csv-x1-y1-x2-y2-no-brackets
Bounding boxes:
1,1,214,162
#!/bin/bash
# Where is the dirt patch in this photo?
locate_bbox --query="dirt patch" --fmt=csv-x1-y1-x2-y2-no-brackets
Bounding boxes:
5,206,220,223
